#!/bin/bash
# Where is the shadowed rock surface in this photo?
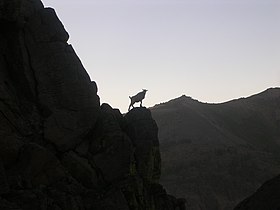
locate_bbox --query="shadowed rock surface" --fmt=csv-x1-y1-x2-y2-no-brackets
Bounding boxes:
0,0,184,209
234,175,280,210
151,88,280,210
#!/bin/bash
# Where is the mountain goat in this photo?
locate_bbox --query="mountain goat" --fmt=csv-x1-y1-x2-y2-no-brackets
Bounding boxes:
128,89,148,111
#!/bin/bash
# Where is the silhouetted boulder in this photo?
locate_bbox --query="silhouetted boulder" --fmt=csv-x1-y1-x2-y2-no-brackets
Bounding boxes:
125,107,161,183
89,103,134,183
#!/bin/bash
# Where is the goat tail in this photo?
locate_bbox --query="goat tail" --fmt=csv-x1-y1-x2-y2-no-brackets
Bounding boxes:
129,96,132,99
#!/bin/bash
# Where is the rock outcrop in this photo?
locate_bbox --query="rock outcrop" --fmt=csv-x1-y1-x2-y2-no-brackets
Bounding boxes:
0,0,184,209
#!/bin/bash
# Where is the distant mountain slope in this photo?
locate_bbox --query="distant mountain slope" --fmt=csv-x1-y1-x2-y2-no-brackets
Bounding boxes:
150,88,280,210
234,174,280,210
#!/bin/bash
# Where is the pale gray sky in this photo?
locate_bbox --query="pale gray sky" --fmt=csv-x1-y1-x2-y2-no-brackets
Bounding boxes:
42,0,280,113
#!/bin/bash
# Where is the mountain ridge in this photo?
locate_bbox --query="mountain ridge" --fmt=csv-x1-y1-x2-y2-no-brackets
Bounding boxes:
151,87,280,210
152,87,280,107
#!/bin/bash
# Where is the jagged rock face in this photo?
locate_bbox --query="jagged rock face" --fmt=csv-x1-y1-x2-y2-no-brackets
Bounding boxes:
0,0,184,209
124,107,161,183
0,0,100,154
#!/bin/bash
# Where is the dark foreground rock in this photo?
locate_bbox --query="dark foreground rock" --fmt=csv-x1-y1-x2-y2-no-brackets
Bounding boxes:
0,0,184,209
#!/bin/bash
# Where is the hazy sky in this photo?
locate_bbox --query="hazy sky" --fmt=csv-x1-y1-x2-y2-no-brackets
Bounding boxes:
41,0,280,113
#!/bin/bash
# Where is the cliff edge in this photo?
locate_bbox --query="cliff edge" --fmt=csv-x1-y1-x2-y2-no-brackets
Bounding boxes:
0,0,184,209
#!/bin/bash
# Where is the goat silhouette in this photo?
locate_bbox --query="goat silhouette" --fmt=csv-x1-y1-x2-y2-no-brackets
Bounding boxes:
128,89,148,111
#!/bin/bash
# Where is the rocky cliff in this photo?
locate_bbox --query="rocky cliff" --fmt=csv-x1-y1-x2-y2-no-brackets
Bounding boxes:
0,0,184,209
